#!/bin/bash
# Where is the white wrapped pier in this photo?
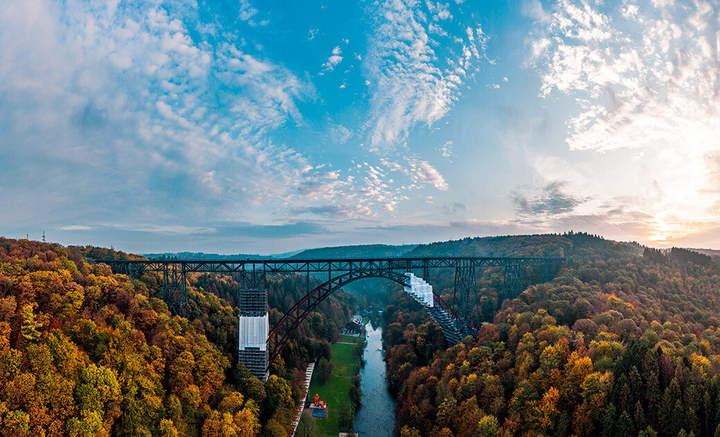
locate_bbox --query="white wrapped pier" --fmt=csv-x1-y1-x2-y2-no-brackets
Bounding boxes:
238,315,269,381
404,273,434,307
238,288,270,381
239,316,268,351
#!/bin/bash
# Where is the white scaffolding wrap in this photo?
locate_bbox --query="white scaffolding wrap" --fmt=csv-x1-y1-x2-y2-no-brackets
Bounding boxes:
238,315,269,351
404,273,434,307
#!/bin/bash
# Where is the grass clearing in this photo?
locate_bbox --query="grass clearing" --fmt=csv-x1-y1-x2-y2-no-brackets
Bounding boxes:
307,334,365,436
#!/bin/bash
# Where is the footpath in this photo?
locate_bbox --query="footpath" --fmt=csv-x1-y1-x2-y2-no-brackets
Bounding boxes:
290,361,315,437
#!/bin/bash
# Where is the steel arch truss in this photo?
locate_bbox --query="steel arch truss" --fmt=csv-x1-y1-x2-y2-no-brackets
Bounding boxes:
267,268,411,363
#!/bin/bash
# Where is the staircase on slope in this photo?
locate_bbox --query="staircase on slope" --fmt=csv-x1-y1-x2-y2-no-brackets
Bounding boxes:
404,273,464,345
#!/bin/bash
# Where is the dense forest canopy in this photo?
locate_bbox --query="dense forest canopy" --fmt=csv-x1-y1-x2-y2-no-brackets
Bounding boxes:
3,232,720,437
0,237,356,436
382,233,720,437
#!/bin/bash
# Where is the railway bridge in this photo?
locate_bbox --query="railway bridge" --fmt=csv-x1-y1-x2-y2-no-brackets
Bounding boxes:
99,256,563,380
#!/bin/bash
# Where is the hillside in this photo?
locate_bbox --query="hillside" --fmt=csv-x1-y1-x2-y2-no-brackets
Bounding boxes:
382,233,720,437
0,238,356,437
290,244,416,260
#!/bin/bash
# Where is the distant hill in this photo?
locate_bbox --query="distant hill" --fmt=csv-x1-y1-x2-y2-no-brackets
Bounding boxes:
143,251,266,260
407,231,642,258
686,247,720,259
289,244,416,259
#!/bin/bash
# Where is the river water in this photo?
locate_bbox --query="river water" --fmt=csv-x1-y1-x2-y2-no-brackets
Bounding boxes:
354,323,395,437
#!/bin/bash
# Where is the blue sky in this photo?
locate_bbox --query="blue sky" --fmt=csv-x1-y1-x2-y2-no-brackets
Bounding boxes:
2,0,720,254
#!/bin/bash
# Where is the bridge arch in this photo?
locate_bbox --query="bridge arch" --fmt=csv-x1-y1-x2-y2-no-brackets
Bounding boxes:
268,268,412,363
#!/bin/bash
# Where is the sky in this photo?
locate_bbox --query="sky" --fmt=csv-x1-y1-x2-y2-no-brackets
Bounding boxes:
2,0,720,254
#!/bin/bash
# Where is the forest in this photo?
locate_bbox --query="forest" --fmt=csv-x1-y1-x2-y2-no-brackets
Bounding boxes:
382,233,720,437
4,232,720,437
0,237,356,436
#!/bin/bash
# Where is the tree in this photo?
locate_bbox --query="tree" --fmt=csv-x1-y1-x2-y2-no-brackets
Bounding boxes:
349,374,362,408
66,410,103,437
316,357,332,384
296,411,317,437
159,419,179,437
617,410,634,437
2,410,30,435
202,411,238,437
337,403,355,432
399,426,421,437
476,415,499,437
20,305,42,342
539,387,560,433
264,375,293,414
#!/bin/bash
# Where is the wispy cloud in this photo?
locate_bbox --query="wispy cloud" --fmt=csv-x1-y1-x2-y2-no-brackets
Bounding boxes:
406,159,448,191
363,0,489,149
528,0,720,244
0,0,313,230
58,225,93,231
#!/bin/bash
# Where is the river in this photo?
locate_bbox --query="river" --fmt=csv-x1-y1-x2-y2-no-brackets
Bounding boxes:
354,323,395,437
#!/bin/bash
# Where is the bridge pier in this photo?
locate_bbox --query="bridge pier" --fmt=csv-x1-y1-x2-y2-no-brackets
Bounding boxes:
162,263,188,317
453,261,477,335
237,281,269,382
504,263,522,300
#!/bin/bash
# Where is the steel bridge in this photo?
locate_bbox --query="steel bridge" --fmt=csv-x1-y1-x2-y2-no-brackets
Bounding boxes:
99,256,563,380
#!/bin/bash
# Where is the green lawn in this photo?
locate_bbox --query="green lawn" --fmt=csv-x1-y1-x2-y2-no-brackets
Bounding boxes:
307,334,364,436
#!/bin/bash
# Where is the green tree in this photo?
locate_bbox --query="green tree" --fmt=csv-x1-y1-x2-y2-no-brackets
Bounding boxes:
316,357,332,384
296,411,317,437
2,410,30,435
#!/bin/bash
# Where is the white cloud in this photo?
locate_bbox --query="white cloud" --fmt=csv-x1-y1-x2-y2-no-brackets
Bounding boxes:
238,0,267,26
408,159,448,190
529,0,720,244
0,0,313,230
322,46,343,71
363,0,489,149
58,225,93,231
328,124,353,144
438,141,454,159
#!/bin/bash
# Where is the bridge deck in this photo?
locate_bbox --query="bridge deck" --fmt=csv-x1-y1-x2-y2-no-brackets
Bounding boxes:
97,256,564,273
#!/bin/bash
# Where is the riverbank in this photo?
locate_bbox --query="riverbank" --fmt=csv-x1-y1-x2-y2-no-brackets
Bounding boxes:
306,334,365,436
